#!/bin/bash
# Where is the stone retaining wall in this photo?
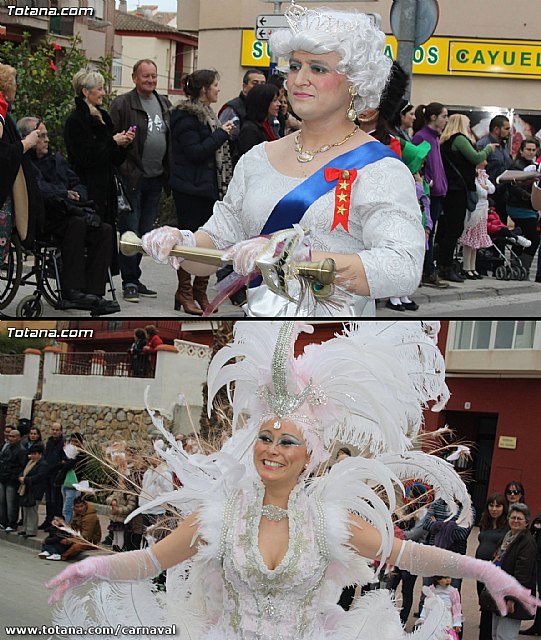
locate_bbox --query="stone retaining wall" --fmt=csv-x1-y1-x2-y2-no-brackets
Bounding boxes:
6,398,22,427
32,401,174,447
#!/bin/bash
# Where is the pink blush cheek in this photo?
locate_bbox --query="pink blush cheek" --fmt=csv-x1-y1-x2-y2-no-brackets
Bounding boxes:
317,73,346,93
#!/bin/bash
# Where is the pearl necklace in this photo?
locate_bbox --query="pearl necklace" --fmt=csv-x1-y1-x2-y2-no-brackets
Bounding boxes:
261,504,289,521
294,126,359,163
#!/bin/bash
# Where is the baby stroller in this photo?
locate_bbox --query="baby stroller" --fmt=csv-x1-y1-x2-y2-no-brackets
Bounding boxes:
476,238,528,281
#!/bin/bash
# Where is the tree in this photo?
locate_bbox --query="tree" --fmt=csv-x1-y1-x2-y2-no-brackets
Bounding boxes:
0,33,112,153
199,321,235,447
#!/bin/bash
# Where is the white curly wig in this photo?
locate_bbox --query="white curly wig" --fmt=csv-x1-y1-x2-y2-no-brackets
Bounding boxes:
270,8,392,113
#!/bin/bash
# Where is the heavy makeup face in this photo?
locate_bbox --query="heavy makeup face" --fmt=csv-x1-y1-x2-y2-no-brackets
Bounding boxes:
287,50,349,122
253,418,310,485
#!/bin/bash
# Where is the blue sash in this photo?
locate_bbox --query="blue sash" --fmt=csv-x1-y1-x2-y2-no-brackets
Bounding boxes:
251,140,399,288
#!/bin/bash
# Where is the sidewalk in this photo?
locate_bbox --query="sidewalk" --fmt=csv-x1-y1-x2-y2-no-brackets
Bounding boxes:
3,249,539,318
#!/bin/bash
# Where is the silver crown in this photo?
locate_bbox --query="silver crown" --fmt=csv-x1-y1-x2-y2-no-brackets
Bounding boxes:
284,1,361,35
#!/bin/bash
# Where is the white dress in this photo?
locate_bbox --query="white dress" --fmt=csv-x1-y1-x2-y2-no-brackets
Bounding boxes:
201,143,424,317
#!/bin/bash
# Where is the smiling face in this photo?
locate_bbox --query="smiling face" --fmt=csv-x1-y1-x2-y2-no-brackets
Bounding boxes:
83,83,105,107
287,51,349,123
508,508,528,534
253,418,310,487
133,61,157,97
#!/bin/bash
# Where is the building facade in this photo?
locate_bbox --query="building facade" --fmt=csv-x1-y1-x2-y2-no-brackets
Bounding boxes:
178,0,540,133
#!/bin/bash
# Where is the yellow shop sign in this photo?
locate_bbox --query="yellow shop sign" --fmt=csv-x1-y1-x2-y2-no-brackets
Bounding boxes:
244,29,541,80
385,36,541,80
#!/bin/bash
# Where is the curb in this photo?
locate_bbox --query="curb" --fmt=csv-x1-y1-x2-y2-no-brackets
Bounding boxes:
377,281,540,308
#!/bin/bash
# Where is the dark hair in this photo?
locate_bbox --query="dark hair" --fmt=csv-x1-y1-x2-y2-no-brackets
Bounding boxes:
489,115,510,132
478,492,508,531
505,480,525,500
29,426,42,439
245,83,279,123
520,136,539,152
70,432,84,444
135,328,146,339
431,576,449,586
243,68,266,85
337,447,352,457
74,496,87,506
413,102,446,133
267,73,284,90
132,59,157,75
182,69,219,100
145,324,159,336
28,442,44,454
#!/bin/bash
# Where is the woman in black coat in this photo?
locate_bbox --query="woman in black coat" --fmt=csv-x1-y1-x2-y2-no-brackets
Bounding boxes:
238,83,281,158
169,69,234,315
480,503,537,640
0,63,43,261
63,69,134,274
18,443,49,538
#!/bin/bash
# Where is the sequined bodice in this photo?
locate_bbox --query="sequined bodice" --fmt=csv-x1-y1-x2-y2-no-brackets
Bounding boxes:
218,481,330,640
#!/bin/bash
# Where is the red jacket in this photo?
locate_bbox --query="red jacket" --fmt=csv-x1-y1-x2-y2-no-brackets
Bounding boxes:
144,334,163,353
487,209,506,235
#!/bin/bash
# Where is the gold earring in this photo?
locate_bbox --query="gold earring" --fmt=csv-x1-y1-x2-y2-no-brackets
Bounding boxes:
347,85,357,122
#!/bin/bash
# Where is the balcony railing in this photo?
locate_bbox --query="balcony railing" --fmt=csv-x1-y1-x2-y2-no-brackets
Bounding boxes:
53,352,154,378
0,354,25,375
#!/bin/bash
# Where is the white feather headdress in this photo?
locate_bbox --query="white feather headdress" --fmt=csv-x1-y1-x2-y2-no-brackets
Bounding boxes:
207,321,449,467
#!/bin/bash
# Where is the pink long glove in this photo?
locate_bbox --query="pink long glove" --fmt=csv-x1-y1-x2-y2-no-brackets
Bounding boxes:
221,237,269,276
46,547,162,605
397,540,541,617
141,226,196,269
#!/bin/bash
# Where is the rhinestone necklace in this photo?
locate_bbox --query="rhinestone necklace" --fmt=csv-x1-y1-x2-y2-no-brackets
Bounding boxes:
261,504,289,521
294,126,359,163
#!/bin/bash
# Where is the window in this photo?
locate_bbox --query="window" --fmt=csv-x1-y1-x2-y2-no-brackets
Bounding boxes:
87,0,104,20
112,58,122,86
452,321,536,350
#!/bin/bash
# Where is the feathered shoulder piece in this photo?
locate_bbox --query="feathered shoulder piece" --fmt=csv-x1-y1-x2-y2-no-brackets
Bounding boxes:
207,321,449,464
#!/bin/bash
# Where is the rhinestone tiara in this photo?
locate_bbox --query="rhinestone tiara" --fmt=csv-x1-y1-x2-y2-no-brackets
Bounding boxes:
284,1,361,36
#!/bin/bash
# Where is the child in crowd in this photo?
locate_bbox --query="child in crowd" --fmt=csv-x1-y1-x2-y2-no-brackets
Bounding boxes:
486,207,532,247
416,576,463,640
458,161,494,279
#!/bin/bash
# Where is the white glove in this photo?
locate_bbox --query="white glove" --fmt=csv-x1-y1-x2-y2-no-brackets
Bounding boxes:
46,547,162,604
397,539,541,617
222,237,269,276
141,226,196,269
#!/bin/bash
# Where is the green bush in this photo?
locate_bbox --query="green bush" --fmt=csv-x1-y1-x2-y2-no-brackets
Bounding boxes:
0,33,112,154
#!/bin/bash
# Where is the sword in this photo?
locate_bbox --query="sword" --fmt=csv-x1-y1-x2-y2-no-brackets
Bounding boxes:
119,231,336,300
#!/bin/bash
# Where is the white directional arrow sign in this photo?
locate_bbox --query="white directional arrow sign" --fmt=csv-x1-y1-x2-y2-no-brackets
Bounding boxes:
256,14,289,29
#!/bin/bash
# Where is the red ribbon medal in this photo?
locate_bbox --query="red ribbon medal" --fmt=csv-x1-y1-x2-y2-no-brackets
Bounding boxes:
324,168,358,232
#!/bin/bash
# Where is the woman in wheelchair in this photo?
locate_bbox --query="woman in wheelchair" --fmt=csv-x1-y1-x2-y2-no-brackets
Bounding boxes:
17,117,119,314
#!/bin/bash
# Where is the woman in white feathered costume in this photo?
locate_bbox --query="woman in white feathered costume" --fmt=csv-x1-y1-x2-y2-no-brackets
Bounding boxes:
47,321,540,640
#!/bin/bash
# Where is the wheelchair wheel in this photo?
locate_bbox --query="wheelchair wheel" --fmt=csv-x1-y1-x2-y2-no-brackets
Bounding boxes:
36,248,62,308
0,234,23,309
16,294,43,318
495,266,506,280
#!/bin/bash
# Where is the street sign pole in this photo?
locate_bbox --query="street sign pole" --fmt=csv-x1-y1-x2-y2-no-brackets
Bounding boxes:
395,0,417,100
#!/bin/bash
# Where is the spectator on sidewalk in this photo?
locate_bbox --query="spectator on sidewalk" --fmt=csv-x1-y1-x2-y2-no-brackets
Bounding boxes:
416,576,463,639
505,481,526,507
1,425,13,453
109,59,171,304
480,503,537,640
142,324,163,374
128,328,149,377
0,429,27,531
56,433,87,524
476,493,509,640
24,426,43,450
412,102,449,289
41,422,65,530
520,511,541,636
477,115,513,224
218,68,266,167
39,497,102,561
17,443,49,538
238,84,281,158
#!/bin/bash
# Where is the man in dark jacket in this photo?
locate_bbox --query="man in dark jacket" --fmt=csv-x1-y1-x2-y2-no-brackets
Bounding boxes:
41,422,64,529
218,68,266,167
109,59,171,303
17,117,118,315
477,115,513,223
0,429,28,531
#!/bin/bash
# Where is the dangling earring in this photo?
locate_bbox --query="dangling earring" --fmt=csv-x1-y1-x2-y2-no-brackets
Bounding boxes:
346,85,357,122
